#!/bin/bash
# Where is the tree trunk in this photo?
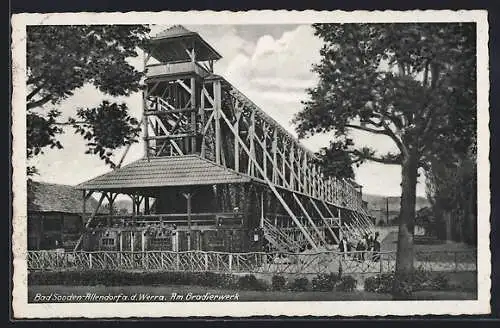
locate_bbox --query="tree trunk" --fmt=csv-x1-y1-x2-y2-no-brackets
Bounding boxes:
393,153,418,299
443,210,453,242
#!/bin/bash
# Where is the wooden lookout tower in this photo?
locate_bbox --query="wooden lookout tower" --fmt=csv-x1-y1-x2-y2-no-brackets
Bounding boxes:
75,25,374,253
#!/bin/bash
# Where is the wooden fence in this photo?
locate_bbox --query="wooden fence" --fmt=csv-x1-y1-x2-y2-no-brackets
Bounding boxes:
27,249,477,275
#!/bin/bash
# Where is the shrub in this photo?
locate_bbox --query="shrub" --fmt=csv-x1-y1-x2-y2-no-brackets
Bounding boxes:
237,274,269,291
271,275,287,291
364,270,451,296
289,277,309,292
311,273,339,291
430,273,449,290
337,275,357,292
364,273,394,294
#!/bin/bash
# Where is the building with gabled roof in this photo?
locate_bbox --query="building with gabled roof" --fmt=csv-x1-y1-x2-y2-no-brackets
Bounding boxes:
27,181,103,250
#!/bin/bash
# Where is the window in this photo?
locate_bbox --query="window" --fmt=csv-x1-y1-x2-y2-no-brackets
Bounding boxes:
101,238,115,246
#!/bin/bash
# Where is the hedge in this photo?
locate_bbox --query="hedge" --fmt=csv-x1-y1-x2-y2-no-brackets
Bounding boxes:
28,270,238,288
364,270,450,295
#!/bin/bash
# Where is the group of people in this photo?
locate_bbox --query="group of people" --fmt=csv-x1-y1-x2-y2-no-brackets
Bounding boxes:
338,232,381,262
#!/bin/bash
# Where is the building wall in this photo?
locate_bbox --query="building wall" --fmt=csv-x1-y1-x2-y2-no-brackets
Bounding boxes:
28,212,83,250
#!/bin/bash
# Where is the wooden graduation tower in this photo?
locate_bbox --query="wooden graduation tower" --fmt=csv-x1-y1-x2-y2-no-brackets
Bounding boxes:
76,25,374,253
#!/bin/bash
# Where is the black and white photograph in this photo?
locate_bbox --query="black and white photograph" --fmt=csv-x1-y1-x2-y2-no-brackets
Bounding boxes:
11,10,490,317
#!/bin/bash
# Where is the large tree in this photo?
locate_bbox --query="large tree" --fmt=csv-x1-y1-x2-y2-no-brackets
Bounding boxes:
26,25,150,174
294,23,476,298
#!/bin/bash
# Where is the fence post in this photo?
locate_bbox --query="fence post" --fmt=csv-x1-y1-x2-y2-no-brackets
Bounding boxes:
229,254,233,272
89,253,93,269
380,254,383,273
176,252,180,271
204,253,209,271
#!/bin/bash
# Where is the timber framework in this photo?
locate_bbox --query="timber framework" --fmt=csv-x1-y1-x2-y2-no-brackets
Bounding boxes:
75,25,374,254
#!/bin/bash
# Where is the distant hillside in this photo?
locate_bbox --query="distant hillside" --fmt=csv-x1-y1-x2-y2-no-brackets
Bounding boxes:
363,193,430,213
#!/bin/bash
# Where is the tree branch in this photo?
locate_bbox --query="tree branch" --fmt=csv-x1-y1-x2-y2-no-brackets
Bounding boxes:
27,95,53,110
370,112,408,157
350,149,402,165
26,85,44,101
345,124,388,135
52,121,87,126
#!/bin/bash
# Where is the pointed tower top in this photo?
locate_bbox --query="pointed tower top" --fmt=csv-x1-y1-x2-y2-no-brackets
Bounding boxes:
153,25,196,39
146,25,222,63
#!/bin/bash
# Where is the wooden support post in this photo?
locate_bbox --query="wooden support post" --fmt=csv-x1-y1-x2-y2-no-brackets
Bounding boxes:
289,144,295,189
248,109,256,177
234,111,241,172
271,128,278,184
302,152,308,194
183,192,193,251
190,77,197,153
131,231,135,252
144,197,150,215
143,75,150,160
281,139,287,185
260,191,264,228
262,123,267,179
297,150,302,193
142,230,147,252
82,190,87,217
338,207,343,240
214,80,222,164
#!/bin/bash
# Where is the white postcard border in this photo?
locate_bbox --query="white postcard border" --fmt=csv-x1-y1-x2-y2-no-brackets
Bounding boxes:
11,9,491,318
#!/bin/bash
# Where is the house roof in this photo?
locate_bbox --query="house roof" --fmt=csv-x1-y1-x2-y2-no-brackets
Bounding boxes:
28,181,101,214
76,155,252,191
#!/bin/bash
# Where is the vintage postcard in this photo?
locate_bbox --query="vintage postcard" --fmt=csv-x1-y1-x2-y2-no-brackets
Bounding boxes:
11,10,490,318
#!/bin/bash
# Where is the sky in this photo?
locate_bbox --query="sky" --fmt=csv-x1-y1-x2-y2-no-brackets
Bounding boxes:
28,24,427,197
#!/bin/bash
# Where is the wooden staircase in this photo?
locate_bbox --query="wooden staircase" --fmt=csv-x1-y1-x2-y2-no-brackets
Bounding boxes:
263,218,301,253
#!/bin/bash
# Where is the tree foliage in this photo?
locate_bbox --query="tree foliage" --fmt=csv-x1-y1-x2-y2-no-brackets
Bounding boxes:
294,23,476,296
295,23,476,167
26,25,150,173
312,139,355,180
425,134,477,245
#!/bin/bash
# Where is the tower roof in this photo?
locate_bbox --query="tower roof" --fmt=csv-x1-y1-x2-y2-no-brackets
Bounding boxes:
145,25,222,63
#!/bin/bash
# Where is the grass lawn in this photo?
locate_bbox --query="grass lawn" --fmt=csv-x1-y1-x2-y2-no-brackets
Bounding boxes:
28,284,476,302
381,232,476,262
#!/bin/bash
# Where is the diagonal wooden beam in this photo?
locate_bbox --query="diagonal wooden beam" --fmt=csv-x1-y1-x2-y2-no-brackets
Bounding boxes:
292,193,326,246
73,192,106,251
310,198,340,245
176,79,192,94
219,108,318,249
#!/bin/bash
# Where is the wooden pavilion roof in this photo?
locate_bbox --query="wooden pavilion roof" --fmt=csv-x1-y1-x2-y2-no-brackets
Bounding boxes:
76,155,251,191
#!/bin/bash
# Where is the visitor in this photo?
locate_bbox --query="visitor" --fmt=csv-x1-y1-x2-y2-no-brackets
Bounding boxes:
338,236,350,259
355,237,366,262
372,232,381,262
367,234,374,260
